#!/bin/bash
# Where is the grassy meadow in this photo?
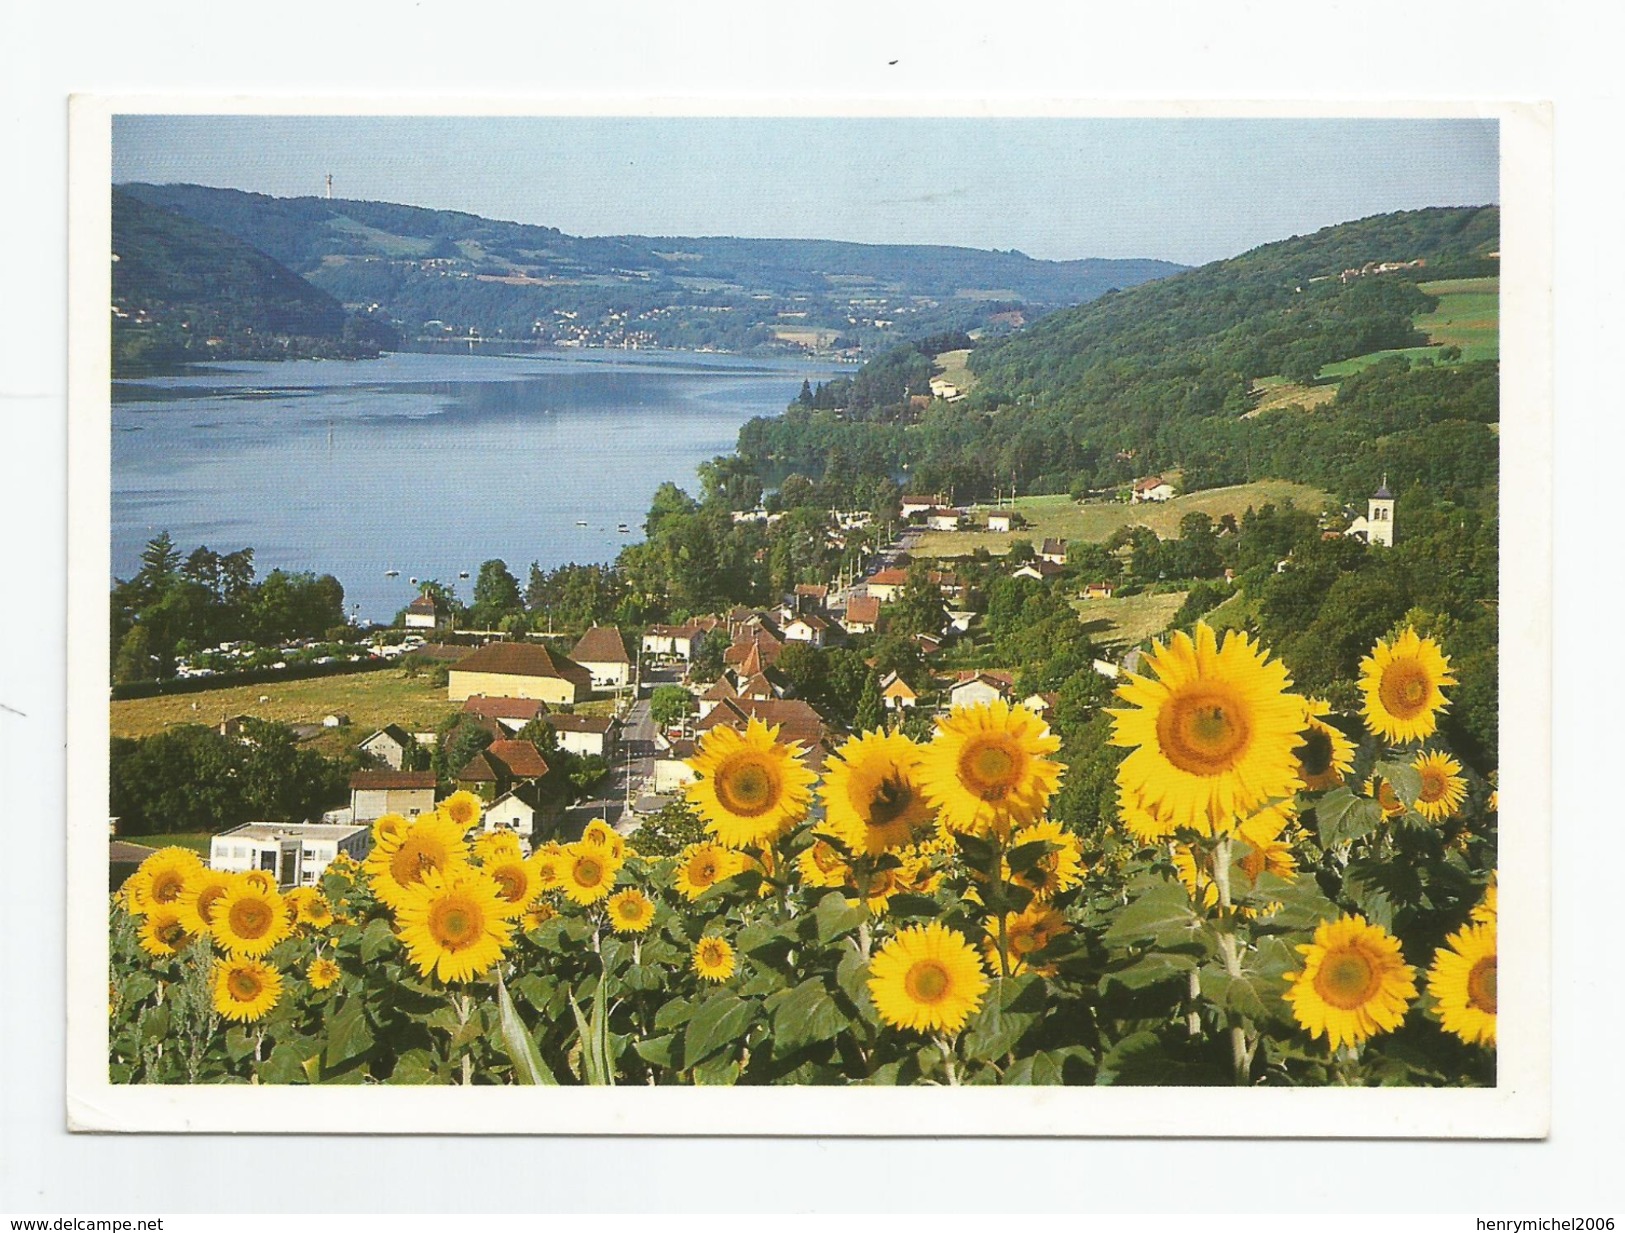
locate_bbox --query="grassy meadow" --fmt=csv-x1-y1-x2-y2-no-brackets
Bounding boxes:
1070,588,1192,651
910,480,1331,558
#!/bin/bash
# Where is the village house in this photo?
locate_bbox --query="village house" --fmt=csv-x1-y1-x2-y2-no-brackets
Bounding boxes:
928,377,961,400
349,770,437,824
482,788,539,848
641,623,704,662
1132,475,1176,503
456,739,551,802
1081,580,1116,600
924,507,965,532
211,821,372,889
1021,692,1060,723
570,625,634,690
948,671,1015,710
881,671,919,711
697,675,739,720
1039,538,1068,565
782,613,833,649
864,568,910,603
358,723,416,771
447,643,593,706
987,512,1014,533
545,713,619,760
842,595,882,635
791,583,829,614
1012,559,1067,582
696,697,838,770
404,592,453,630
914,632,944,657
900,493,950,519
460,695,548,733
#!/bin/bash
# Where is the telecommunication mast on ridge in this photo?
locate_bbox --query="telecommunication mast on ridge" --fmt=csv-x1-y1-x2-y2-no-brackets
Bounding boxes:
325,173,334,200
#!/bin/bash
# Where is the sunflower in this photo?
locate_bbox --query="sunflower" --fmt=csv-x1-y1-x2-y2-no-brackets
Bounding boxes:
1413,750,1467,823
370,812,412,850
983,905,1069,977
298,893,335,929
364,812,471,909
692,935,736,982
918,700,1064,837
1294,697,1357,792
796,839,851,889
1472,874,1498,925
1366,775,1409,820
1427,921,1496,1047
1116,785,1178,844
532,844,566,892
1283,915,1417,1049
472,829,523,863
393,869,514,983
1006,819,1085,901
1110,624,1304,837
673,843,742,901
240,869,278,895
846,862,905,914
211,957,284,1022
821,730,936,855
307,956,342,991
580,819,627,862
522,900,559,931
130,847,205,914
483,852,543,918
1359,628,1456,744
606,889,656,933
868,921,991,1035
211,878,292,957
894,845,944,896
560,843,618,906
283,887,314,924
686,718,816,849
175,868,235,936
1172,843,1220,911
137,906,195,959
440,790,485,832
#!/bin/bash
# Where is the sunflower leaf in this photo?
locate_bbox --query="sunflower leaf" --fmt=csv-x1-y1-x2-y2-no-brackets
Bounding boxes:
812,890,867,944
684,993,755,1066
1314,788,1382,848
497,975,557,1086
767,978,846,1052
1374,759,1424,806
359,917,396,962
1102,881,1199,949
324,997,374,1069
962,973,1045,1062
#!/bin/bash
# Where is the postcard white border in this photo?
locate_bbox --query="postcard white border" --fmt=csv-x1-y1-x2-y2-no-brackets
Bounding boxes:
67,96,1551,1137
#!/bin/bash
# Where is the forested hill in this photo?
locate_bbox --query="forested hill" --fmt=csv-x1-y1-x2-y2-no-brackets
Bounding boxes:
111,190,397,373
735,205,1500,509
115,182,1184,356
968,206,1499,407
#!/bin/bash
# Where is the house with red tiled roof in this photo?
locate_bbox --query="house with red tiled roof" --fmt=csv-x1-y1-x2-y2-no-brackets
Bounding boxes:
1013,559,1067,582
697,675,739,720
349,770,437,823
783,613,833,649
456,739,551,801
865,568,910,602
570,625,633,689
1132,475,1176,504
545,713,619,760
460,695,548,733
448,643,593,706
641,623,704,661
405,592,452,631
842,595,881,634
695,697,838,770
1081,580,1116,600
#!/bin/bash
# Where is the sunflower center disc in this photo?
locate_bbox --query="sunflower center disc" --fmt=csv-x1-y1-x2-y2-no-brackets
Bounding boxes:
963,740,1018,800
230,971,261,1001
1298,728,1333,776
905,960,951,1003
158,922,186,948
576,859,603,887
232,900,271,938
434,903,476,948
1380,663,1432,718
1010,930,1038,956
1159,690,1251,775
152,873,185,903
197,888,226,922
1314,949,1380,1010
494,870,523,901
1467,956,1498,1014
1419,771,1445,803
868,776,914,826
717,759,777,816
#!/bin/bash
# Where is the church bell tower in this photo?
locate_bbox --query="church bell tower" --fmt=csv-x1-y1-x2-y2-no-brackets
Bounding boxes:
1367,475,1395,547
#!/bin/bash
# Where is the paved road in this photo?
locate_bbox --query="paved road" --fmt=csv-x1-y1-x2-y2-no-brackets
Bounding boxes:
563,674,663,833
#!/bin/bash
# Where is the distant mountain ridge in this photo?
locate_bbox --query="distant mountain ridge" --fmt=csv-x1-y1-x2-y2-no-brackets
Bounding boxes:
116,182,1186,356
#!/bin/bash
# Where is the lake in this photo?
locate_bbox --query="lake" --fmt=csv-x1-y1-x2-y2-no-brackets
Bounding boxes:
112,349,844,622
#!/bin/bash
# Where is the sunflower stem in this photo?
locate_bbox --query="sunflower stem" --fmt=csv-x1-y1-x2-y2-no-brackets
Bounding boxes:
936,1035,960,1086
1186,967,1201,1037
1212,835,1254,1086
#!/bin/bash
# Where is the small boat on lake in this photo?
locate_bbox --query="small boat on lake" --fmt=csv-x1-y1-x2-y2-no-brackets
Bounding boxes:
575,519,588,526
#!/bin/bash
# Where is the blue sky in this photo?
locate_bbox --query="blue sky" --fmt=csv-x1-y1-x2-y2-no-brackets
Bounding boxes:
112,115,1497,266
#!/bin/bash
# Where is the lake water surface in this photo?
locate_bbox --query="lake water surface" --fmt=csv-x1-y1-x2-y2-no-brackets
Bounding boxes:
113,349,843,621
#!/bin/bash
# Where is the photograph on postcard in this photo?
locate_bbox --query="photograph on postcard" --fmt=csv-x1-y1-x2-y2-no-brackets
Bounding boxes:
69,105,1546,1126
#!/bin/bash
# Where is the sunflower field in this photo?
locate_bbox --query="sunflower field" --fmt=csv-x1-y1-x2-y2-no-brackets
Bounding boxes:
108,622,1497,1087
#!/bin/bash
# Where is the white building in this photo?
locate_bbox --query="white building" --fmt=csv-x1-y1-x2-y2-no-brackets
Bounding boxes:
948,672,1015,710
349,771,437,824
483,790,537,848
570,625,634,690
546,713,619,760
358,724,414,770
782,614,832,648
987,513,1014,533
642,624,702,661
210,822,371,889
1344,478,1396,548
924,508,964,532
1132,476,1176,503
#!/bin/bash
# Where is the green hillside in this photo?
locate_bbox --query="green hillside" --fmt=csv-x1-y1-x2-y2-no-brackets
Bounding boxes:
115,182,1185,356
111,190,397,373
